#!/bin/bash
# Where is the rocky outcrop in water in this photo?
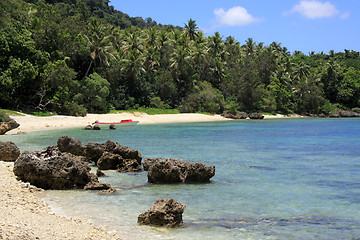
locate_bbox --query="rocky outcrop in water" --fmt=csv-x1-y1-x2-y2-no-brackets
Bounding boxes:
57,136,142,172
57,135,85,156
144,158,215,183
0,141,20,162
0,119,20,135
13,146,109,190
138,198,186,227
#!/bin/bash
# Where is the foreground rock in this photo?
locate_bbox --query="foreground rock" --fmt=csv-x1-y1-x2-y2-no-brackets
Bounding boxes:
0,119,20,135
138,198,186,227
0,141,20,161
57,136,143,172
13,146,109,190
144,158,215,183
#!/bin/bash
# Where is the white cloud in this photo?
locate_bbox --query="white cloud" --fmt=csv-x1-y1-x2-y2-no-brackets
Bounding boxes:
214,6,261,26
288,1,339,19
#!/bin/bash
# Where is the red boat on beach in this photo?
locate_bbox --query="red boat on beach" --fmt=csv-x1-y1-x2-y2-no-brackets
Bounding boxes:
92,119,139,126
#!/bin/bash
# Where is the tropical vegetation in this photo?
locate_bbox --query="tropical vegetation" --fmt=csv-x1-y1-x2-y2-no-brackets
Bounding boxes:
1,0,360,116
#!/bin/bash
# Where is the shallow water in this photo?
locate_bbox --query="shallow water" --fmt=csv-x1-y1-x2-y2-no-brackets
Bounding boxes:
2,118,360,239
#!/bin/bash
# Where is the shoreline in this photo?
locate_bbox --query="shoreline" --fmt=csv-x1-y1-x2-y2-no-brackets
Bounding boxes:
0,161,122,240
7,112,303,134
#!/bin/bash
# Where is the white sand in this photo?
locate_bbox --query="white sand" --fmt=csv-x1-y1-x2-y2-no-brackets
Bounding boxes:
7,112,304,134
7,112,230,134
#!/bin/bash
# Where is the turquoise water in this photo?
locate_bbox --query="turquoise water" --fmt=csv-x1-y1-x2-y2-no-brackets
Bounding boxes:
2,118,360,239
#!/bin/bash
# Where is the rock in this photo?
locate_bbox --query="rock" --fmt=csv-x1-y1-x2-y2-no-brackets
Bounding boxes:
0,119,20,135
84,142,105,163
221,112,248,119
142,158,158,171
138,198,186,227
248,113,264,119
117,159,142,172
97,152,123,170
84,125,92,130
92,124,101,130
109,124,116,130
329,113,340,118
145,158,215,183
57,135,85,156
0,141,20,161
13,146,100,190
84,182,112,190
96,169,106,177
339,110,360,118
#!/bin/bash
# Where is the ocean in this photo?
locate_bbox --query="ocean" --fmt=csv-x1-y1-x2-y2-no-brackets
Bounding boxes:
2,118,360,239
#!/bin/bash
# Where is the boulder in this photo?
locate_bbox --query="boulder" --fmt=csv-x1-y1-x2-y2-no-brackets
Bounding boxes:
96,169,106,177
145,158,215,183
138,198,186,227
13,146,101,190
93,124,101,130
57,135,85,156
85,140,142,171
248,113,264,119
97,152,123,170
221,112,248,119
109,124,116,130
339,110,360,118
84,182,113,191
0,141,20,161
0,119,20,135
84,125,92,130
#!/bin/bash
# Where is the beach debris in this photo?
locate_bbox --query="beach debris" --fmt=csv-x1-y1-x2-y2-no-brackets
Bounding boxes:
0,141,20,162
138,198,186,227
144,158,215,183
13,146,104,190
109,124,116,130
0,119,20,135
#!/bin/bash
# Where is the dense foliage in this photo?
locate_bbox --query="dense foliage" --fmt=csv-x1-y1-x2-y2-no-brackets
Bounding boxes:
1,0,360,115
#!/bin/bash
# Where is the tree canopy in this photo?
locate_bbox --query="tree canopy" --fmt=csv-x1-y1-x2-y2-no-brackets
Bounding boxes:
1,0,359,115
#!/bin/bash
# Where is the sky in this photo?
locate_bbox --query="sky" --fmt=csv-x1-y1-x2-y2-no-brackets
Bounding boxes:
110,0,359,54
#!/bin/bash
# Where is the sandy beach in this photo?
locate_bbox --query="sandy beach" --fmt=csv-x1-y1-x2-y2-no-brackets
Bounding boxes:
7,112,230,134
7,112,302,134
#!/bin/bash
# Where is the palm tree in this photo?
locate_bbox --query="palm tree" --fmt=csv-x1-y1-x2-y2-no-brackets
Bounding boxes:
84,19,116,77
184,18,199,41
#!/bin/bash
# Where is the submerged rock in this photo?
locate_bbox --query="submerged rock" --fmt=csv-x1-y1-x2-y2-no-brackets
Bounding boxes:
138,198,186,227
144,158,215,183
0,141,20,162
13,146,101,190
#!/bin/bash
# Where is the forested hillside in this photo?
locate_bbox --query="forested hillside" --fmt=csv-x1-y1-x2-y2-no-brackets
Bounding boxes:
1,0,360,116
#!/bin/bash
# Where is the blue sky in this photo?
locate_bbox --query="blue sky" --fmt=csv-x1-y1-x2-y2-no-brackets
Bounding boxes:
110,0,359,54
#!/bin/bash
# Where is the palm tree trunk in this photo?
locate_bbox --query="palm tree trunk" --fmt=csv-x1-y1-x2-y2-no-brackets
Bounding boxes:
85,58,94,78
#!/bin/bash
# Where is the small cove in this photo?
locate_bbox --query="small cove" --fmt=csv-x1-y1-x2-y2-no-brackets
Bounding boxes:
2,118,360,239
